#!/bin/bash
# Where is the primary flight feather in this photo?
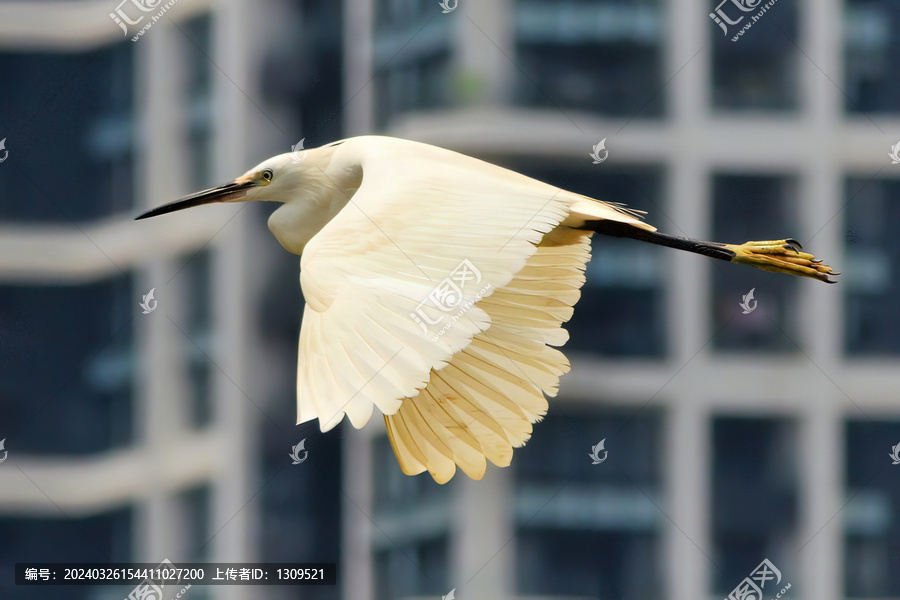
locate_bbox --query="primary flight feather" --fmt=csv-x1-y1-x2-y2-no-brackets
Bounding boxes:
137,136,838,483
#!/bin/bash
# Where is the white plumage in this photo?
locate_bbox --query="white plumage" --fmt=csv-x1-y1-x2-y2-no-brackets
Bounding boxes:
137,135,837,483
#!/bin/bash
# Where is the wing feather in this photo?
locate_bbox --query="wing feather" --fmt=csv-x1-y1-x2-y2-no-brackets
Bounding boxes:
295,137,639,480
383,225,593,480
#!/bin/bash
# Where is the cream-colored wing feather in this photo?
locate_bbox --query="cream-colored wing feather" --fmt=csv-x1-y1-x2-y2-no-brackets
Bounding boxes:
296,137,645,475
385,226,592,482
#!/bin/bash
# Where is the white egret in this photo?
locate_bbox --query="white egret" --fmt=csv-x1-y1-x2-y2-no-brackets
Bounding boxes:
137,136,837,483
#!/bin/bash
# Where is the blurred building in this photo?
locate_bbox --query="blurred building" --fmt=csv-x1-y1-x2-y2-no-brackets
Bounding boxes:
342,0,900,599
1,1,900,600
0,1,341,599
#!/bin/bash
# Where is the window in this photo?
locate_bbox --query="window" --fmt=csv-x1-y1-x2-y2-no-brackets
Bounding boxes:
844,0,900,113
175,250,214,428
179,485,212,561
374,537,449,600
499,159,667,357
0,276,134,455
711,417,797,595
514,0,665,117
710,0,799,111
184,15,214,191
373,0,453,126
372,435,451,599
844,177,900,355
844,419,900,597
373,434,447,509
711,174,800,352
0,509,132,600
0,44,135,222
514,407,663,598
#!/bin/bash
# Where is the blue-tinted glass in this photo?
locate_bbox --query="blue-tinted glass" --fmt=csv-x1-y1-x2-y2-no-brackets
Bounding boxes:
711,174,799,352
374,537,449,600
844,178,900,355
171,250,214,428
0,276,134,455
373,434,448,509
499,159,666,357
711,417,797,595
371,0,452,125
0,44,135,222
374,47,453,127
515,0,665,117
514,408,663,598
710,0,798,110
259,420,341,600
183,14,214,190
845,0,900,113
517,530,660,598
179,485,211,560
514,407,660,485
0,508,131,600
844,420,900,597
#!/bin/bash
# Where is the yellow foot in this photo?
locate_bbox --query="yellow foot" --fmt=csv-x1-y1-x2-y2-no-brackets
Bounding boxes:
724,239,839,284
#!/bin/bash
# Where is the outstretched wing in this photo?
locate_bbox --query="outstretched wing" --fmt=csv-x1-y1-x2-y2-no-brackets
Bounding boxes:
296,137,648,479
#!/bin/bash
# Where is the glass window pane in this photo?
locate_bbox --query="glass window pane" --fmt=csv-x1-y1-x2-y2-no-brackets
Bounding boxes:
374,537,449,600
710,0,798,111
497,159,667,357
0,277,134,455
372,0,453,126
711,174,800,352
711,417,797,595
844,177,900,355
0,509,132,600
843,420,900,597
514,0,665,117
844,0,900,113
514,407,664,598
0,44,135,222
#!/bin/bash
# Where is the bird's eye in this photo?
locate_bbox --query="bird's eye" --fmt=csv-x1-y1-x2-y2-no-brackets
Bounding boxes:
261,169,273,182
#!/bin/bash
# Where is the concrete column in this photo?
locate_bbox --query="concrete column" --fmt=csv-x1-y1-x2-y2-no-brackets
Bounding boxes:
209,3,260,599
134,19,191,564
456,0,513,106
344,0,375,134
342,426,375,600
453,466,513,600
664,401,712,600
797,404,842,600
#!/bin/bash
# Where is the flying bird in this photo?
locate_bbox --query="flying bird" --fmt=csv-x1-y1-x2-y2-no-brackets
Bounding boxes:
136,136,838,483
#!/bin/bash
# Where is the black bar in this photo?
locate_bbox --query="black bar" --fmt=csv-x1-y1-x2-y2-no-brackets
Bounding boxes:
15,563,336,586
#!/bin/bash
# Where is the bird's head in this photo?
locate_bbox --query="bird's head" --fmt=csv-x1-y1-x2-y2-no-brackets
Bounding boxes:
135,153,308,220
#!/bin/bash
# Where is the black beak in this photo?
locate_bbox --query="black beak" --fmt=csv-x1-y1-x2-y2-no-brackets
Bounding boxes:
135,179,257,220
